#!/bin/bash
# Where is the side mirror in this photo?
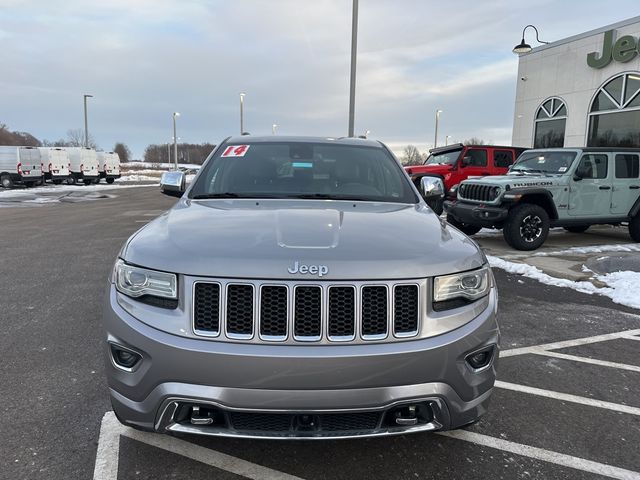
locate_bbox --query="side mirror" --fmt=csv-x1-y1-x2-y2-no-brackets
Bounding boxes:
461,156,472,167
420,176,445,199
160,171,186,197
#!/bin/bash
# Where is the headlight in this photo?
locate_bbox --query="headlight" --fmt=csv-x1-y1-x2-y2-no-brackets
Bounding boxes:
433,266,490,303
114,259,177,300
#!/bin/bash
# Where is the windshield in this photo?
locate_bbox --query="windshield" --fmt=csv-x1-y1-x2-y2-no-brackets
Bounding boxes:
511,151,577,174
424,149,462,166
189,142,418,203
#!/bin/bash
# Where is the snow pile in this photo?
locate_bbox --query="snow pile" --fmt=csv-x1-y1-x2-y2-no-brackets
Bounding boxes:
535,244,640,256
487,255,640,310
487,256,601,294
595,271,640,309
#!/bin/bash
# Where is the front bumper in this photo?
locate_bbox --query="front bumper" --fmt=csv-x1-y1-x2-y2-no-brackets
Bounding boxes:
444,200,509,228
104,285,499,438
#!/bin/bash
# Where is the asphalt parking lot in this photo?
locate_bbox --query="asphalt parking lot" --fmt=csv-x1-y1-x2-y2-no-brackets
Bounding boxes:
1,186,639,480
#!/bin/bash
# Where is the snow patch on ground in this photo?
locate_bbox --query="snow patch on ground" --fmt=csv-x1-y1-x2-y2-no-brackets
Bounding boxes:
0,183,158,198
487,255,640,310
120,174,160,182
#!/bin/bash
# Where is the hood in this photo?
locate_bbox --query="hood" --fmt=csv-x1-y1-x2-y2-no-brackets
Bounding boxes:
405,164,452,175
463,173,561,188
123,199,484,280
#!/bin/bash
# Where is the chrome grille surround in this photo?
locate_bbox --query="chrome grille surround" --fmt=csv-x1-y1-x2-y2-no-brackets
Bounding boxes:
192,278,424,345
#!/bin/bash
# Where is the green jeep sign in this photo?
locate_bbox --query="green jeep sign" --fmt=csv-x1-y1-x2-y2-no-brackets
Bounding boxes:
587,29,640,69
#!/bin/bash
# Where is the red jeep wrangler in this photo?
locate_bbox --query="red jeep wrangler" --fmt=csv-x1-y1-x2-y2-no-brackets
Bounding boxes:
405,144,527,214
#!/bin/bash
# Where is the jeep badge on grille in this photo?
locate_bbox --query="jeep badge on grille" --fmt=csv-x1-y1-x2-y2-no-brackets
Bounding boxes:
288,261,328,277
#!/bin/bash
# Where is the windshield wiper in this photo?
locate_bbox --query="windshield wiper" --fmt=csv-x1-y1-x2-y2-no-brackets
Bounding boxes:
510,168,548,176
192,193,241,199
287,193,372,201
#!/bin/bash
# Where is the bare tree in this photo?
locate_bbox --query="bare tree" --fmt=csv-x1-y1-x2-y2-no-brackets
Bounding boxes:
463,137,487,146
66,128,98,149
113,142,132,162
401,145,424,166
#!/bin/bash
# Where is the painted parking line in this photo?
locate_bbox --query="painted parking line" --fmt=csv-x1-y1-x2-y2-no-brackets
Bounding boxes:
530,349,640,373
620,334,640,341
501,328,640,357
495,381,640,416
93,411,304,480
438,430,640,480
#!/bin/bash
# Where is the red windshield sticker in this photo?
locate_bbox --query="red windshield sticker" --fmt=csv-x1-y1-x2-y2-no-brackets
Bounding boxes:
221,145,250,157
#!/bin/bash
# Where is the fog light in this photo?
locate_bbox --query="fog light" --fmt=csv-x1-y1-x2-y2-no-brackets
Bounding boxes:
110,343,142,371
465,346,494,371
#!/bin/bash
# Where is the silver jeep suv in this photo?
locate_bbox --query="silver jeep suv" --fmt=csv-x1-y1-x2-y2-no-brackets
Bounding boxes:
103,136,499,439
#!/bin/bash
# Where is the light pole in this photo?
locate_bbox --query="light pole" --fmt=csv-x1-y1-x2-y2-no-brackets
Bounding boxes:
445,135,452,146
347,0,358,137
272,123,278,135
172,112,180,170
239,93,246,134
83,94,93,148
434,109,442,148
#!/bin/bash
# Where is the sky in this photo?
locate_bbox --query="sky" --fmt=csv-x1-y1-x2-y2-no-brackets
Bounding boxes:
1,0,639,159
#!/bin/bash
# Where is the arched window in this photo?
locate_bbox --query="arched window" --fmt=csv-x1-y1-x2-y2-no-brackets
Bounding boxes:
588,72,640,147
534,97,567,148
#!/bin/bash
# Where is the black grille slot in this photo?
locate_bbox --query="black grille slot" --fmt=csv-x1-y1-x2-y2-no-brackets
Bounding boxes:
361,286,388,337
394,285,419,335
226,284,254,336
320,412,381,431
260,286,288,338
229,413,292,432
193,283,220,333
460,183,498,202
294,286,322,338
328,287,355,338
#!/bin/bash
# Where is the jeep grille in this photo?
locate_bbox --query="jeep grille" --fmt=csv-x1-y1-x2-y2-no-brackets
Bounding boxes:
193,280,421,344
458,183,500,203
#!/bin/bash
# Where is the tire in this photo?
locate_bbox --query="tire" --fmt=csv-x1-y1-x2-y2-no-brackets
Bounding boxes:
94,178,101,184
106,178,115,184
503,204,550,251
446,214,482,236
1,174,14,189
564,226,590,233
426,197,444,215
67,175,76,185
83,179,92,185
630,214,640,242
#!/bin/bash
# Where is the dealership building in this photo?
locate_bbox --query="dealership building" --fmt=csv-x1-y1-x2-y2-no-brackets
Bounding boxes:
512,16,640,149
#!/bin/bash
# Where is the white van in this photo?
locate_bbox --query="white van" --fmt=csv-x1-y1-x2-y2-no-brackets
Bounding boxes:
65,147,99,185
38,147,70,184
96,151,121,184
0,146,43,188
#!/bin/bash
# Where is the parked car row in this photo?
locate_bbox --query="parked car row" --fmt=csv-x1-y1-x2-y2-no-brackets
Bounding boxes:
0,146,121,188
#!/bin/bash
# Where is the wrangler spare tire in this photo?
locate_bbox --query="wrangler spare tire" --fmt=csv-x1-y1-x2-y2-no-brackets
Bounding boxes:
630,214,640,242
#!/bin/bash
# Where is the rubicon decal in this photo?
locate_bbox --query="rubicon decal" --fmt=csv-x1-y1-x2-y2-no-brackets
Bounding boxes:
511,181,553,188
287,261,328,277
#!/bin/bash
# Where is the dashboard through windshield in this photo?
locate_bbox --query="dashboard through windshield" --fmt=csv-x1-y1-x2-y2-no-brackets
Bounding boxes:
511,151,577,174
189,142,418,203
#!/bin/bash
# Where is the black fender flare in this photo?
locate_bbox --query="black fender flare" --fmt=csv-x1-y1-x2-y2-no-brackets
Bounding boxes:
505,188,559,219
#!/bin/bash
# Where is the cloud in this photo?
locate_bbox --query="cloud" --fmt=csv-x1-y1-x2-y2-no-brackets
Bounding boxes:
0,0,638,157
